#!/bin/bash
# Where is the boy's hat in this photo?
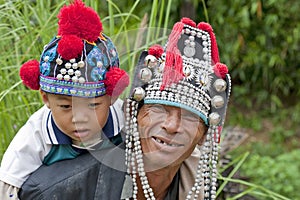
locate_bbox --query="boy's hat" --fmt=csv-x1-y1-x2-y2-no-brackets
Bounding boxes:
19,0,129,97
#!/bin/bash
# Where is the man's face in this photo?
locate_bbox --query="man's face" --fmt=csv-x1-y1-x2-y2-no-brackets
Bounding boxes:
137,104,207,171
41,91,111,144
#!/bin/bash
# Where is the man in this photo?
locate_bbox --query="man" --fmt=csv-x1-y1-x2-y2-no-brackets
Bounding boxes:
123,17,231,199
19,18,231,200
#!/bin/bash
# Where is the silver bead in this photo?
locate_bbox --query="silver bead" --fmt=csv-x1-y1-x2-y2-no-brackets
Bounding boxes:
209,112,221,125
56,58,63,65
72,63,78,69
211,95,224,109
60,68,67,74
56,74,63,80
189,35,195,41
214,79,227,92
78,77,85,83
63,75,70,81
139,68,152,82
65,62,71,69
72,76,78,83
78,61,85,68
75,70,81,77
132,87,145,102
67,69,74,75
144,55,158,68
44,56,49,62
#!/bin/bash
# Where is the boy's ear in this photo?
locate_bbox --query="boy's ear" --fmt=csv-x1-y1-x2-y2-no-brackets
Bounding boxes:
40,90,50,108
110,96,118,105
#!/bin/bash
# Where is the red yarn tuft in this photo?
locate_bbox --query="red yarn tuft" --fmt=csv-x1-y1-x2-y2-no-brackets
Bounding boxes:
197,22,219,64
181,17,196,27
104,67,129,97
161,22,184,90
148,44,164,58
197,22,213,32
213,63,228,79
20,60,40,90
57,35,84,60
57,0,102,42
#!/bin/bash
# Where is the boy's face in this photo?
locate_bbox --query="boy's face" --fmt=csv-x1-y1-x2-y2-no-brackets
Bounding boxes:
41,91,111,144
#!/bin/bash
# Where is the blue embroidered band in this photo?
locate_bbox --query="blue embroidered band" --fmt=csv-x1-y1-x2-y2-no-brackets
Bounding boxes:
40,75,106,97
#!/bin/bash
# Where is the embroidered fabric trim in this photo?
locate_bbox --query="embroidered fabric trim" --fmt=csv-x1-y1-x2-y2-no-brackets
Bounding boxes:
40,75,106,97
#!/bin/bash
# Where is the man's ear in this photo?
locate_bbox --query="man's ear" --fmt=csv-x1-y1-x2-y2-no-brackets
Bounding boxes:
197,126,209,145
40,90,50,108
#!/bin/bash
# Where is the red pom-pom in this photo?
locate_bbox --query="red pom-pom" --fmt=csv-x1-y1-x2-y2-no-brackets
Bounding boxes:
104,67,130,96
181,17,196,27
148,44,164,58
213,63,228,79
19,60,40,90
57,35,84,60
57,0,102,42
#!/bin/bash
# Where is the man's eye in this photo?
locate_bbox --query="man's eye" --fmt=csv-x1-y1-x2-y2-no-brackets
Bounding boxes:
149,105,166,113
181,112,199,121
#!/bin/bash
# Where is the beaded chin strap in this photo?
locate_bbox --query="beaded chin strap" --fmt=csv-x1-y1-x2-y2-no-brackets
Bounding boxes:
124,17,231,200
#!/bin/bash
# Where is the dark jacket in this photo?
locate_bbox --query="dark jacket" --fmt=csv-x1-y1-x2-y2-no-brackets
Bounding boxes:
19,142,179,200
19,142,126,200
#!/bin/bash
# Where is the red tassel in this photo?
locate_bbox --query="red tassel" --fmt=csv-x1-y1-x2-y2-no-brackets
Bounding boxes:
161,22,184,90
104,67,130,96
57,35,84,60
197,22,220,65
19,60,40,90
57,0,102,42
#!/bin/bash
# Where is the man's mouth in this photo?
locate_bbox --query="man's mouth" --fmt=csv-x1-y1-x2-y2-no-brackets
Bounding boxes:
152,136,183,147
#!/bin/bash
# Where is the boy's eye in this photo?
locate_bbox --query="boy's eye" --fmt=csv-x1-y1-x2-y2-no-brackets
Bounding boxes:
59,105,71,109
88,103,100,108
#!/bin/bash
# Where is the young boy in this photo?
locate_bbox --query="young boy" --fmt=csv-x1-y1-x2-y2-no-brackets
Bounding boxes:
0,0,129,199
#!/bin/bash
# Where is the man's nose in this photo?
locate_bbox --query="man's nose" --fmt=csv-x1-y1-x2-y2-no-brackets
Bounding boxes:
161,110,181,134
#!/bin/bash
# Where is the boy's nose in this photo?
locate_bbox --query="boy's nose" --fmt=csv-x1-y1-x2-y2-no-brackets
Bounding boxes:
71,109,89,123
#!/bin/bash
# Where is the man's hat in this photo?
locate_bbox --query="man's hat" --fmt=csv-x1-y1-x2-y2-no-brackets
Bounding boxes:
131,17,231,139
19,0,129,97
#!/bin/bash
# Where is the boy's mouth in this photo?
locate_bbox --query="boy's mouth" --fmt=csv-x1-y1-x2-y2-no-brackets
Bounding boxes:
74,129,90,138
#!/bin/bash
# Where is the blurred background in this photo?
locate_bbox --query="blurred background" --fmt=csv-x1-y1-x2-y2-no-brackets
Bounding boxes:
0,0,299,199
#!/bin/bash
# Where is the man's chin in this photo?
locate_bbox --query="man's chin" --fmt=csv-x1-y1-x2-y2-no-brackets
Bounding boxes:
142,153,181,172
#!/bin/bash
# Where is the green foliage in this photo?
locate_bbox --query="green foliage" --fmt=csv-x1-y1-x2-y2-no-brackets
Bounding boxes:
208,0,300,112
240,150,300,200
218,152,291,200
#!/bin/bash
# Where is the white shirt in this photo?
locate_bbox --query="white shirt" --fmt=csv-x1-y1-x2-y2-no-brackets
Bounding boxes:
0,99,124,188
